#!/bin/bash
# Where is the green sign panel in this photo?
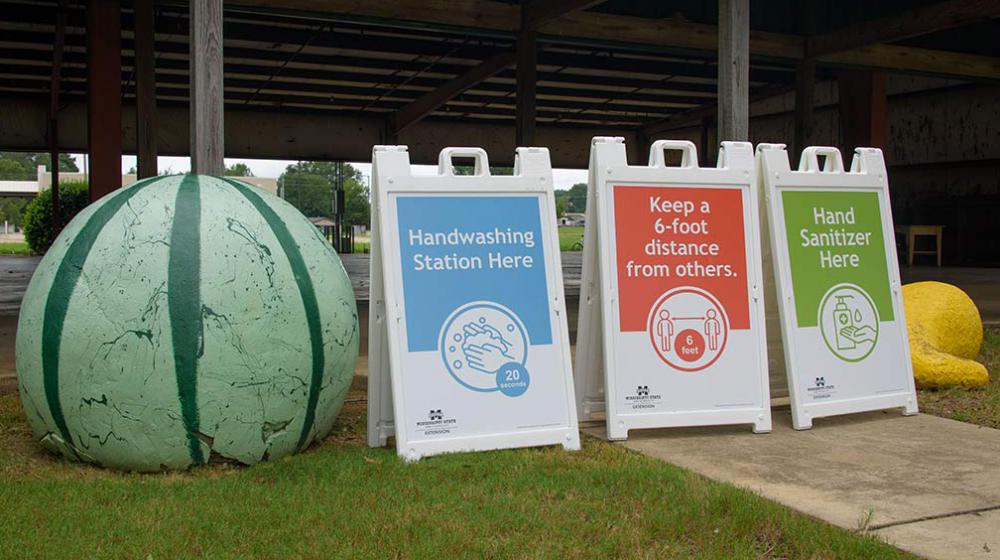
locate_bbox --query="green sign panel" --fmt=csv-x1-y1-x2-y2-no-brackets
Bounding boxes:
781,190,894,362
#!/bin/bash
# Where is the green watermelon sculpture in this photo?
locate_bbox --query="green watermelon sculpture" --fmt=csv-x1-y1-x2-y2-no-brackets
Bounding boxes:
16,175,359,471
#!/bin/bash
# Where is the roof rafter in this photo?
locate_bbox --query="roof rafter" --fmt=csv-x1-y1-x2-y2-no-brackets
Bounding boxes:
391,51,514,133
638,84,794,137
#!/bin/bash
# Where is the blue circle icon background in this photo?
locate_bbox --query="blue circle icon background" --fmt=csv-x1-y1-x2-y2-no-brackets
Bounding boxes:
496,362,530,397
439,301,530,394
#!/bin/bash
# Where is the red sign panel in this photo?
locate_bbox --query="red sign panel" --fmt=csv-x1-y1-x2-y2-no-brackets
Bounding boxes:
612,185,750,338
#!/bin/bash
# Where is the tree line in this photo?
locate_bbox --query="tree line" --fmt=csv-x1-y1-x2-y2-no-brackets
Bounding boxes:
2,151,583,252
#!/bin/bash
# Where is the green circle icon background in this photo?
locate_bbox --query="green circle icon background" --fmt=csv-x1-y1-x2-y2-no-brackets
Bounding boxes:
818,283,880,363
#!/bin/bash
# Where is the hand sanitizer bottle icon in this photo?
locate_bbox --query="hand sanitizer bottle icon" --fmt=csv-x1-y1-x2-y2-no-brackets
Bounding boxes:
834,295,856,350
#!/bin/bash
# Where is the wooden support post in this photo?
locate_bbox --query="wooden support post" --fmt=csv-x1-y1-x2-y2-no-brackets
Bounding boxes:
49,3,66,237
838,70,886,155
793,60,816,161
793,0,816,161
699,116,714,166
717,0,749,142
134,0,158,178
514,0,602,146
86,0,122,201
190,0,225,175
515,8,537,147
635,129,650,166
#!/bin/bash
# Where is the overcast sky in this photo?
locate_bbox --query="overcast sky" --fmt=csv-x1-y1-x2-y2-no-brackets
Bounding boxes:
70,154,589,191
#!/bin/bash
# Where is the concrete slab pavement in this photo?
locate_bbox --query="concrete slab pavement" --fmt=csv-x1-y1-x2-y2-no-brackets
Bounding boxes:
583,409,1000,560
0,255,40,317
875,507,1000,560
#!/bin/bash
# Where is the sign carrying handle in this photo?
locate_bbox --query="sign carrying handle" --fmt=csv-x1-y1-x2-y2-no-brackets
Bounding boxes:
648,140,699,169
438,147,491,177
798,146,845,173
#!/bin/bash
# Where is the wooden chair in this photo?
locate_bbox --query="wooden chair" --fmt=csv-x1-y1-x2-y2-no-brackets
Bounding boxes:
894,225,943,267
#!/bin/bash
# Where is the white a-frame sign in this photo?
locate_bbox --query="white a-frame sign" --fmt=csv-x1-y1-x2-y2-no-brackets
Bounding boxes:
757,144,918,429
576,138,772,440
367,146,580,460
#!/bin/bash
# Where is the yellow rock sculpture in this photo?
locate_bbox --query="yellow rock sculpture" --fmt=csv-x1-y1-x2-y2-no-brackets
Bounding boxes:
902,281,989,389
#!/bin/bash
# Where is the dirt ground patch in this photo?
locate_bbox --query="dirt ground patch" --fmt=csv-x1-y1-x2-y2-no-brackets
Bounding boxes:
918,327,999,429
0,315,16,395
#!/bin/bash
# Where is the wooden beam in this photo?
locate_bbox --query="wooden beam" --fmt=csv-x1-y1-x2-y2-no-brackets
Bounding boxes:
48,2,66,238
392,51,516,135
86,0,122,202
809,0,1000,59
521,0,606,30
134,0,157,178
1,98,638,168
639,103,717,136
821,44,1000,81
793,0,816,160
190,0,224,175
718,0,749,142
516,7,537,146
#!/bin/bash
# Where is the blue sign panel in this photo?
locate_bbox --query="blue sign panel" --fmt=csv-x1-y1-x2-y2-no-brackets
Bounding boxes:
396,195,553,358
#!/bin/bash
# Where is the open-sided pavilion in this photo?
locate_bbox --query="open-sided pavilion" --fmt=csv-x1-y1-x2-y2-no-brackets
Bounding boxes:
0,0,998,263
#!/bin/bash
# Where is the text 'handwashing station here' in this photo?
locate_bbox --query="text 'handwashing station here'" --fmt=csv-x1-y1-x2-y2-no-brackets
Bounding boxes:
407,227,537,271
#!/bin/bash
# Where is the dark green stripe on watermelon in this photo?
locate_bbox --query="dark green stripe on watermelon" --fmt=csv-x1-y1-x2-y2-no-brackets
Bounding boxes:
168,174,206,465
41,176,166,455
221,178,326,451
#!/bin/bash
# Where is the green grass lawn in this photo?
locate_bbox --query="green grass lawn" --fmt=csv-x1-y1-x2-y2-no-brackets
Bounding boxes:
0,241,30,255
558,226,584,251
918,327,999,429
0,388,909,559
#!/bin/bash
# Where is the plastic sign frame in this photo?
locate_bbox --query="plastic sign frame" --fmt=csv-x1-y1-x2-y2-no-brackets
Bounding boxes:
757,144,918,430
576,138,772,440
367,145,580,461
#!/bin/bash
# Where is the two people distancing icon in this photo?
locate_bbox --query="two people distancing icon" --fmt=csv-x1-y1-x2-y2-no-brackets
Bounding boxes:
648,287,729,372
655,308,723,354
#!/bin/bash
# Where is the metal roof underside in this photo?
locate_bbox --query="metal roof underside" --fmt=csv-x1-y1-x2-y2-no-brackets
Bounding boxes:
0,0,996,133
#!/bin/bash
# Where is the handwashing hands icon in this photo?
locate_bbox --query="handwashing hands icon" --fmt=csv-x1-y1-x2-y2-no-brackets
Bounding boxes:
460,321,515,374
440,302,530,394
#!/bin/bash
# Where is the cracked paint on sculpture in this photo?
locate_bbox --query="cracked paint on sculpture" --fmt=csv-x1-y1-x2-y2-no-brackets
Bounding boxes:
902,281,988,389
15,175,359,471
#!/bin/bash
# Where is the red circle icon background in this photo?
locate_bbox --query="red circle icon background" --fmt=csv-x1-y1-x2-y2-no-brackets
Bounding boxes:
647,287,729,372
674,329,705,362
